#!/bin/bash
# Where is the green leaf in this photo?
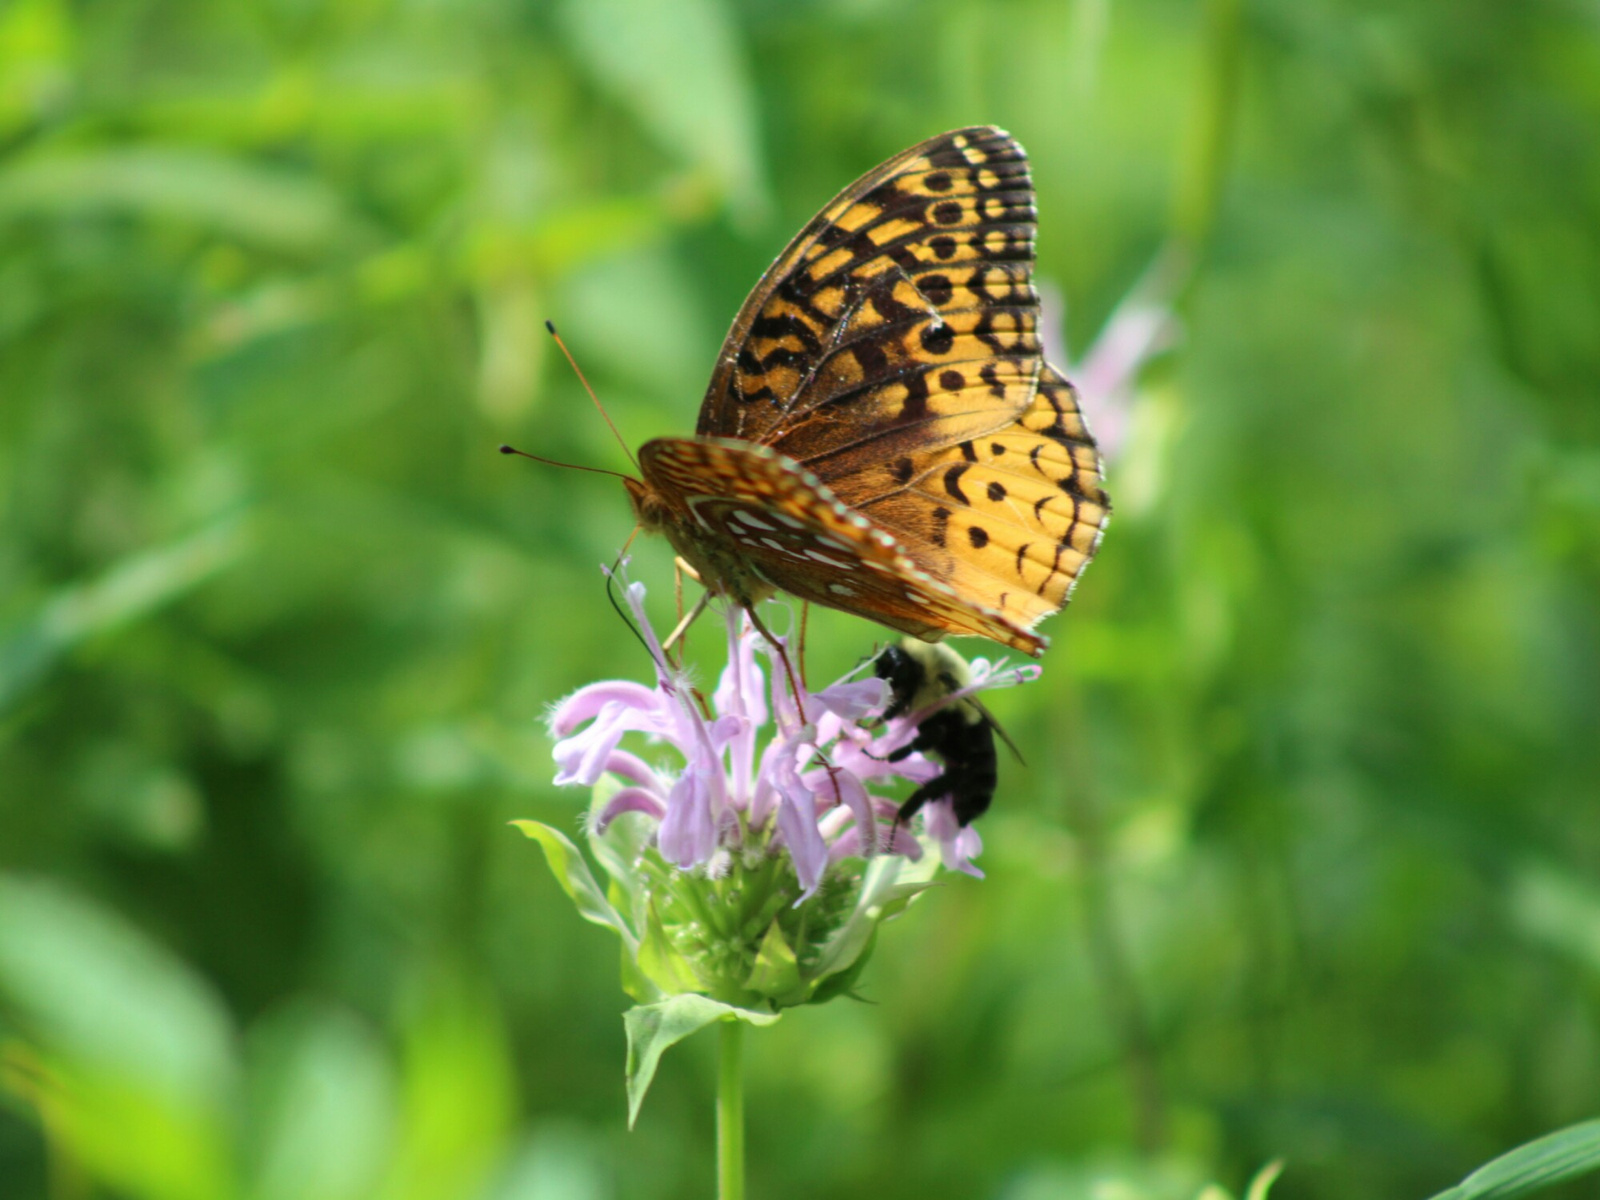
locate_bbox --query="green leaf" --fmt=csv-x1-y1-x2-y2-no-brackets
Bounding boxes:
0,515,251,714
622,996,777,1128
0,148,367,252
511,821,638,953
806,928,875,1007
1425,1119,1600,1200
742,920,801,1001
1244,1160,1284,1200
0,875,237,1200
556,0,768,225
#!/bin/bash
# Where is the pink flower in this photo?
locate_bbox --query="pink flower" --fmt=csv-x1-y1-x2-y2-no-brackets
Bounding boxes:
547,577,1039,893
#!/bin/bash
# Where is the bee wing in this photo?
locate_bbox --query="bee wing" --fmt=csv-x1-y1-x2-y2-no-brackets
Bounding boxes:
968,695,1024,765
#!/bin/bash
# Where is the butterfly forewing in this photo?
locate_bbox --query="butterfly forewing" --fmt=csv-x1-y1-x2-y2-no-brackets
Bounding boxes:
697,127,1042,468
841,366,1110,632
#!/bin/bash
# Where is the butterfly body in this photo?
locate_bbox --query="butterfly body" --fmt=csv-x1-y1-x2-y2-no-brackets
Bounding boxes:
624,126,1110,657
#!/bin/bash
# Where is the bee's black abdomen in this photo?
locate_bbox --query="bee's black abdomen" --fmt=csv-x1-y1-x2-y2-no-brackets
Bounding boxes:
876,640,1001,828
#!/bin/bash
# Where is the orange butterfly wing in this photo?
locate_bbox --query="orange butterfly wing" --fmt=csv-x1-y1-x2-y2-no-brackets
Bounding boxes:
632,126,1109,655
637,437,1042,650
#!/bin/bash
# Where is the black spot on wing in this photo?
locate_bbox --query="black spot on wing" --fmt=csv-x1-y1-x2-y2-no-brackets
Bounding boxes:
920,322,954,356
943,464,971,503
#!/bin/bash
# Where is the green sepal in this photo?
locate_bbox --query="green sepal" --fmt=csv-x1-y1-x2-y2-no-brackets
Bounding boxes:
809,855,936,987
743,920,801,1000
636,897,700,997
622,996,778,1128
806,928,876,1006
617,939,656,1006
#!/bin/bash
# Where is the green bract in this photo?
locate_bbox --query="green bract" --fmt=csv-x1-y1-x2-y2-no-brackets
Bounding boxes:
517,779,938,1123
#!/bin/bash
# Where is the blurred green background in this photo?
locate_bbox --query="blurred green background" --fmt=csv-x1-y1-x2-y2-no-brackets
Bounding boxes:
2,0,1599,1197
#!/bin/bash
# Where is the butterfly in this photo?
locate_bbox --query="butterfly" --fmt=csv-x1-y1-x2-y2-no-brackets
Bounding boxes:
622,126,1109,657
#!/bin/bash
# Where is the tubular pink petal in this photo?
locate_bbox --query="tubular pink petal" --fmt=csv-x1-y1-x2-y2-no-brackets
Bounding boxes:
927,802,985,878
594,787,669,831
813,677,888,722
826,827,865,862
597,749,667,792
801,765,874,853
658,761,720,869
552,701,662,786
548,681,662,736
879,821,926,861
776,784,828,898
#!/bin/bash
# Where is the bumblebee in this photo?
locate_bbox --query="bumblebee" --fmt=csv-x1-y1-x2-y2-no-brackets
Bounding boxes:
874,639,1016,827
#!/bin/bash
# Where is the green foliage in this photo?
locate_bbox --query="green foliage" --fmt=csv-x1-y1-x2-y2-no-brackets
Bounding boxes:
623,998,777,1130
1426,1121,1600,1200
2,0,1599,1197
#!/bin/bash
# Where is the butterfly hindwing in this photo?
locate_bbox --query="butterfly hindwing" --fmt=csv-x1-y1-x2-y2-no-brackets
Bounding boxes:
639,436,1046,652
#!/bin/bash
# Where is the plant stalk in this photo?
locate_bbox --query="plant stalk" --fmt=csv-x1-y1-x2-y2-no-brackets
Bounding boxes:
717,1019,746,1200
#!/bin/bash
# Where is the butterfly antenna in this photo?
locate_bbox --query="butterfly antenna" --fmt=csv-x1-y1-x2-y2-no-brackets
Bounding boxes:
603,571,651,660
499,443,632,481
545,320,640,473
601,538,652,662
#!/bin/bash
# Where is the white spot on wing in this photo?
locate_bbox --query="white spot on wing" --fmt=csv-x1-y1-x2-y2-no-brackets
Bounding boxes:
806,549,852,569
760,537,806,559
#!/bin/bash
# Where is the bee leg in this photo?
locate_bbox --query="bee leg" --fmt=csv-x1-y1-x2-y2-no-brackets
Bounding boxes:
895,774,949,826
889,773,951,851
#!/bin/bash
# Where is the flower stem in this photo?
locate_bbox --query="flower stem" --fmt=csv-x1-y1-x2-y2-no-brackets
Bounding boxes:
716,1019,746,1200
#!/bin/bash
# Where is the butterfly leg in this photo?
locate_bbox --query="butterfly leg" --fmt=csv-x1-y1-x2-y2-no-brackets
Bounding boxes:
662,590,710,655
798,601,812,691
666,555,708,667
741,603,810,726
740,603,849,823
